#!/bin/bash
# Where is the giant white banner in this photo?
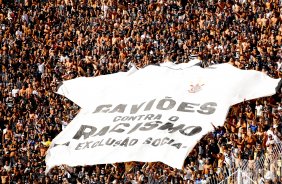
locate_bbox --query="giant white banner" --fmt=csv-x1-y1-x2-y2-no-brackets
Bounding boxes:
45,61,281,173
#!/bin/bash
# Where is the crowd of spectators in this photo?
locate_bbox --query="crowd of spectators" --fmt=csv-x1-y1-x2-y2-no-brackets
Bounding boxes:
0,0,281,183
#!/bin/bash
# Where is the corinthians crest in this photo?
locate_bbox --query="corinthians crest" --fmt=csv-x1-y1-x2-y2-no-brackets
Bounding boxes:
188,83,204,93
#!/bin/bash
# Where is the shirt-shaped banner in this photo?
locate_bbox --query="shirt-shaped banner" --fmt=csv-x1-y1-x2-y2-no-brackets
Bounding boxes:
45,61,281,173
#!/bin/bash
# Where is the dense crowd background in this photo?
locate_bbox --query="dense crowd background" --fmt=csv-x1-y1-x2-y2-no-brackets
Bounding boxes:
0,0,281,183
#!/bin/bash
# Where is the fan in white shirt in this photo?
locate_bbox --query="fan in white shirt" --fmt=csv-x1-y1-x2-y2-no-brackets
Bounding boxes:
255,101,263,117
11,86,19,97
